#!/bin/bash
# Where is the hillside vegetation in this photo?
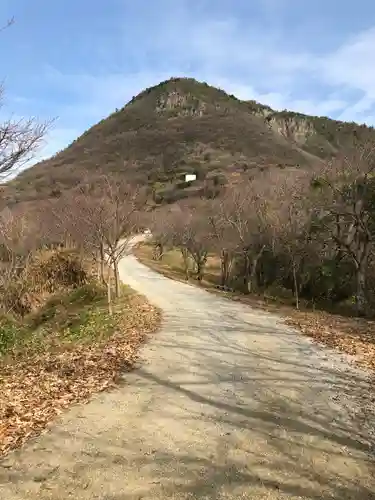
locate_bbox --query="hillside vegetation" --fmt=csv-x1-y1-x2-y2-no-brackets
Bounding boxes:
1,76,375,455
0,175,159,458
6,77,375,206
3,76,375,320
4,76,375,322
135,143,375,370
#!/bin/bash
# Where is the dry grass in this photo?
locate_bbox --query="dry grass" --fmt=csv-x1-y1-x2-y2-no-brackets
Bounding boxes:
135,244,375,374
135,245,222,289
0,284,161,458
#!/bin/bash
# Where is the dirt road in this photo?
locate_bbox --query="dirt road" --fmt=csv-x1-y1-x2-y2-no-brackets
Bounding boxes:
1,254,374,499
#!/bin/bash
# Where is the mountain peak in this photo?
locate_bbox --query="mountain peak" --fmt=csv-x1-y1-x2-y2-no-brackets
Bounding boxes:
6,77,375,207
126,77,240,116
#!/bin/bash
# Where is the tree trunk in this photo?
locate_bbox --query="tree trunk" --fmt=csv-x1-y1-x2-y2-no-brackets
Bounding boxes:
113,260,121,298
197,260,204,283
157,243,163,260
181,248,190,280
244,246,265,294
249,248,265,294
355,264,367,317
99,241,106,285
97,250,101,280
153,243,163,261
107,267,113,316
194,252,207,283
292,261,299,310
220,249,230,287
243,253,251,294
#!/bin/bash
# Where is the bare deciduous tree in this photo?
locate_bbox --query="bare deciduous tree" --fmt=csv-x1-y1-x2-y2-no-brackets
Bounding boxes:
148,208,171,261
274,171,313,309
168,210,193,281
312,145,375,315
207,198,240,288
218,177,273,294
98,175,145,298
184,210,210,283
56,174,145,314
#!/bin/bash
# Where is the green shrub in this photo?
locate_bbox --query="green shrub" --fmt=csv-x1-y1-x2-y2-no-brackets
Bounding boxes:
0,315,24,355
29,283,105,329
176,180,192,189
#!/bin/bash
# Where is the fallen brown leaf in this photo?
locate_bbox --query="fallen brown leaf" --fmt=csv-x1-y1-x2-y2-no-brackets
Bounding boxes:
285,310,375,372
0,294,161,458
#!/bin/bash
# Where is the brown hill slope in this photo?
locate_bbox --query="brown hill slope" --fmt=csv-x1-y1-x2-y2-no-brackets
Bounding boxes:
5,77,375,205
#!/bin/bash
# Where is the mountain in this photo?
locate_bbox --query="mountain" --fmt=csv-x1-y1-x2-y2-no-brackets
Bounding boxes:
5,77,375,205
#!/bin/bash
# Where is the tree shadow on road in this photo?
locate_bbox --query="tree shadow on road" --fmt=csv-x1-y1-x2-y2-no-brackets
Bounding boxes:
121,360,374,499
2,312,374,500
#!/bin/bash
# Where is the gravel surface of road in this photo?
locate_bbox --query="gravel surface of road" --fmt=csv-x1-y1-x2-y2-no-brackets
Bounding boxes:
1,251,374,499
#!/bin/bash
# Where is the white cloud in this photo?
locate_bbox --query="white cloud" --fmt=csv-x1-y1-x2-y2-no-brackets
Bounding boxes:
285,98,347,117
35,8,375,158
318,27,375,123
321,28,375,93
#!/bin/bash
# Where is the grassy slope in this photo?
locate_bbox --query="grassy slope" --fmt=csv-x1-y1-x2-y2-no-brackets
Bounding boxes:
135,244,375,374
0,283,111,356
0,282,160,457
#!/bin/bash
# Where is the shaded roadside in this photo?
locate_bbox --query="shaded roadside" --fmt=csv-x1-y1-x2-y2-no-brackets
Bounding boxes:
135,243,375,375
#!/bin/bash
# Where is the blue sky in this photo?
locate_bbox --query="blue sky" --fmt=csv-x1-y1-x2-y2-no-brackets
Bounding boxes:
1,0,375,162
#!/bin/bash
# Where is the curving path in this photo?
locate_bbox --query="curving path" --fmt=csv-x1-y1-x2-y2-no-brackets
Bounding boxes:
1,252,374,499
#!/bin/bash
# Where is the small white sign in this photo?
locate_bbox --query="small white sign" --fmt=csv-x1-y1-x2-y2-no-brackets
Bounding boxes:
185,174,197,182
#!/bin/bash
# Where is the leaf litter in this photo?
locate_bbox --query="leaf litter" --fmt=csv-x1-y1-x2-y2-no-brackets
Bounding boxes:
285,310,375,372
0,294,160,458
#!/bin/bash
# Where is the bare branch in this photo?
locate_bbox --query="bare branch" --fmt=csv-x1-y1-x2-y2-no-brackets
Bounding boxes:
0,17,14,33
0,113,51,179
0,20,51,180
